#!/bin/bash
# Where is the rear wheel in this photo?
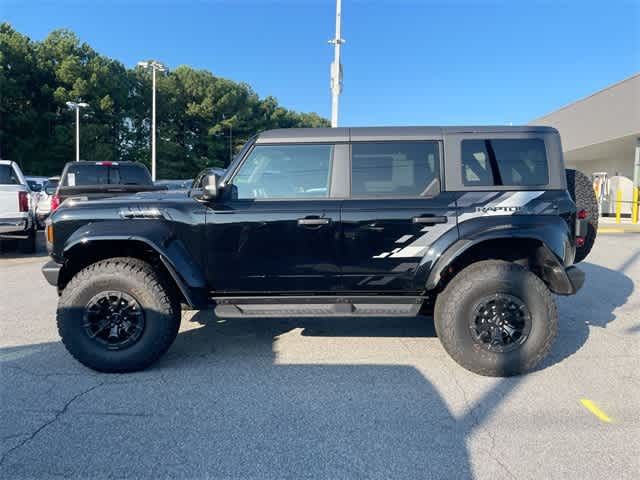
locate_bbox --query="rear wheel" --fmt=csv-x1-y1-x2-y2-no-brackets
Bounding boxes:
57,257,181,372
434,260,557,376
566,168,598,263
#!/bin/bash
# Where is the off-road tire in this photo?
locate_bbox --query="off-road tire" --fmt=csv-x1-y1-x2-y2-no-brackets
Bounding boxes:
434,260,557,377
18,227,36,254
57,257,181,372
566,168,598,263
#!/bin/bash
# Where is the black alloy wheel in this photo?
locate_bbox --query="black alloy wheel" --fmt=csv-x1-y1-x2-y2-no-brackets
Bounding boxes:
469,293,531,353
83,291,145,350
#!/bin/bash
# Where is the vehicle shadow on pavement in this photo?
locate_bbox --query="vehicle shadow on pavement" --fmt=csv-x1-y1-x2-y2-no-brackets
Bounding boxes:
0,234,47,260
544,261,634,367
0,311,521,479
0,261,632,478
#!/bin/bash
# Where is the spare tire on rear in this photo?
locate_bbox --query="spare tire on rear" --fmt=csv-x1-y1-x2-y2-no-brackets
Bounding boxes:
565,168,598,263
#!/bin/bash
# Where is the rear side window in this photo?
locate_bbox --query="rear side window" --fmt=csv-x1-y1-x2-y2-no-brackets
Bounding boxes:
461,139,548,187
351,141,440,197
0,165,20,185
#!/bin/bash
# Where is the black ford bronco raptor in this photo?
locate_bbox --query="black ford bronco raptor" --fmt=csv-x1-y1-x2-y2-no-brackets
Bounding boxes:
42,126,596,376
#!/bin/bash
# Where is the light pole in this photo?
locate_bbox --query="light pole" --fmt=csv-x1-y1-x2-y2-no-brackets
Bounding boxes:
328,0,344,128
66,101,89,162
138,60,166,181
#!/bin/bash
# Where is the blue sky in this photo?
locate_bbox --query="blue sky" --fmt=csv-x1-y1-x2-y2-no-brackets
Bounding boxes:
4,0,639,126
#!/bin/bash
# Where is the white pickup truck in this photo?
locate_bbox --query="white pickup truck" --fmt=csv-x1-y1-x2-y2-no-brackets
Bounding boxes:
0,160,36,253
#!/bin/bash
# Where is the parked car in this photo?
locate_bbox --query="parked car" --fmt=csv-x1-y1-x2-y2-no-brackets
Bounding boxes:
50,161,164,213
42,126,591,376
25,176,47,193
155,179,194,191
34,176,60,228
0,160,36,252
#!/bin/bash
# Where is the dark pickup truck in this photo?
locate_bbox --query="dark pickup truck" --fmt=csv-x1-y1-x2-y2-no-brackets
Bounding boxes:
50,161,163,212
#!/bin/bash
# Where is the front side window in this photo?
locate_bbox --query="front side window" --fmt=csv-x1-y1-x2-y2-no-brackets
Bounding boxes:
231,144,333,199
351,141,440,197
461,139,548,187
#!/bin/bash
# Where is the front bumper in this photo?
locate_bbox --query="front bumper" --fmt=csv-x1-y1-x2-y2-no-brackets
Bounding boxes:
42,260,63,286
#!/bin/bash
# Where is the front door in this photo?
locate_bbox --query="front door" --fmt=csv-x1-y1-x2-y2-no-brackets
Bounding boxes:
340,140,457,292
206,143,341,293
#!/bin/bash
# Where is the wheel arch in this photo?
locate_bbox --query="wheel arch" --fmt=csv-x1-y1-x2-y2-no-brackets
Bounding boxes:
60,236,208,308
426,232,576,295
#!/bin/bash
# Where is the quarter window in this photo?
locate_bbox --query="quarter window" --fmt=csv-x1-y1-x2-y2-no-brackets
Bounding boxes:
461,139,548,187
351,142,440,197
231,144,333,199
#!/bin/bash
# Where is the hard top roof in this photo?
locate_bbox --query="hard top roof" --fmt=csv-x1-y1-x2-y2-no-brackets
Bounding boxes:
64,161,143,165
255,126,558,143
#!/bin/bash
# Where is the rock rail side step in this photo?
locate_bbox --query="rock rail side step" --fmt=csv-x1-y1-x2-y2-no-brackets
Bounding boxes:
212,295,424,318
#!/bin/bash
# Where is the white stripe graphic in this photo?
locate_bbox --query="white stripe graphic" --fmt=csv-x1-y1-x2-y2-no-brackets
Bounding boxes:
395,235,413,244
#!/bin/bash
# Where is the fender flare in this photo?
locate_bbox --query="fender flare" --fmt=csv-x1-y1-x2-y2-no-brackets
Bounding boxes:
426,224,575,294
62,221,208,307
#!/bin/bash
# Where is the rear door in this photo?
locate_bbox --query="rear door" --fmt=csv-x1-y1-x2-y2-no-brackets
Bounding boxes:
205,142,346,293
340,140,458,292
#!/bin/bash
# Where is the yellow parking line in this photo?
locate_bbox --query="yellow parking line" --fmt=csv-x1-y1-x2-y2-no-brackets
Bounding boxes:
580,399,613,423
599,228,630,233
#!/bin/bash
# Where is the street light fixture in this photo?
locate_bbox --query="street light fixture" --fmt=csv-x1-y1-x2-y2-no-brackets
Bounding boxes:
66,101,89,162
137,60,166,181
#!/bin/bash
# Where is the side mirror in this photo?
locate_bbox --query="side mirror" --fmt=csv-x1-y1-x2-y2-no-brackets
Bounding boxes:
200,173,221,201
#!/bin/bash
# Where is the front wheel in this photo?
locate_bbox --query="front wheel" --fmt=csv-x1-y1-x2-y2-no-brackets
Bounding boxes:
57,257,181,372
434,260,557,377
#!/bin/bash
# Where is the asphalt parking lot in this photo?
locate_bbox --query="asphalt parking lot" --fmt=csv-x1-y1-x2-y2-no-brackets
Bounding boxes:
1,234,638,479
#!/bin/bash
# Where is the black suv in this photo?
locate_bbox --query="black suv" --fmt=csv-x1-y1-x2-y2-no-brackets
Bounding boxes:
42,127,591,376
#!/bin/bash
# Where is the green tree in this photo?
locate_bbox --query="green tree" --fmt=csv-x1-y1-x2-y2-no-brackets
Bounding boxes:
0,23,329,179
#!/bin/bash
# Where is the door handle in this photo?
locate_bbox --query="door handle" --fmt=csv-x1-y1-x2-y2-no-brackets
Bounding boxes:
297,217,331,226
412,215,448,225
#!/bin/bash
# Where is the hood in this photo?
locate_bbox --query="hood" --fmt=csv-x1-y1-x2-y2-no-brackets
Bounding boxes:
60,190,190,209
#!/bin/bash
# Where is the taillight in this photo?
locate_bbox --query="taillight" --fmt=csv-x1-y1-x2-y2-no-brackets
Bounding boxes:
51,194,60,212
18,191,29,212
576,237,585,247
577,209,588,220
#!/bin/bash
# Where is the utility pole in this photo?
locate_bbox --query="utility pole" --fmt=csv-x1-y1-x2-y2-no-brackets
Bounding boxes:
137,61,166,181
329,0,344,128
66,101,89,162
